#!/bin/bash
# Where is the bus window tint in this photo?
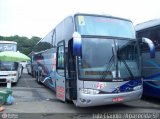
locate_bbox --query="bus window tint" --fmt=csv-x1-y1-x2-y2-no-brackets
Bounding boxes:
75,15,135,39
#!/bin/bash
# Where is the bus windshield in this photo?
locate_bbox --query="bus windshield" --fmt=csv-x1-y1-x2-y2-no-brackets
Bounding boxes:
0,62,18,71
75,15,135,39
78,38,140,80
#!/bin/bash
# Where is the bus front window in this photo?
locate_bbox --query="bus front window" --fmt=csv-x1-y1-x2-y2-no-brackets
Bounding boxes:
117,40,140,79
0,62,18,71
78,39,140,81
75,15,135,39
78,38,115,80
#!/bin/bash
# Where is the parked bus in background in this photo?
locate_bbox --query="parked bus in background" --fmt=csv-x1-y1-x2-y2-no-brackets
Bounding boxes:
31,13,154,107
26,52,34,75
0,41,22,84
136,19,160,98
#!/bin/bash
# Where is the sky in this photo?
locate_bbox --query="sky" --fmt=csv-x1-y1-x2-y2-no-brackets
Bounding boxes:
0,0,160,38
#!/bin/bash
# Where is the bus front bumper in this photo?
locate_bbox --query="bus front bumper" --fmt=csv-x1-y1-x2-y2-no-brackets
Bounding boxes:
74,89,143,107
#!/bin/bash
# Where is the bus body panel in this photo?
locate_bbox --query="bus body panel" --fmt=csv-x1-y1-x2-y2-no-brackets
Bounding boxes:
142,52,160,98
0,71,18,83
82,80,142,93
75,88,142,107
74,79,142,107
26,61,32,74
136,19,160,98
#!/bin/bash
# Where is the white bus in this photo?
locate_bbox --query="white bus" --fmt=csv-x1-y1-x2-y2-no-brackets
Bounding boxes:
0,41,22,84
31,13,154,107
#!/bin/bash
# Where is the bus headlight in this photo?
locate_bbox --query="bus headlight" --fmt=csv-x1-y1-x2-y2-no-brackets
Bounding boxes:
133,85,142,91
79,88,100,94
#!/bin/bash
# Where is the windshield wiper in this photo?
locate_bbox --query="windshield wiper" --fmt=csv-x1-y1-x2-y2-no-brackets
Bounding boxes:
118,55,134,79
100,47,115,80
100,56,114,80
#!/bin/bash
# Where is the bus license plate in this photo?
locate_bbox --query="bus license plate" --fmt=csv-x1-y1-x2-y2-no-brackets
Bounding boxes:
112,97,123,102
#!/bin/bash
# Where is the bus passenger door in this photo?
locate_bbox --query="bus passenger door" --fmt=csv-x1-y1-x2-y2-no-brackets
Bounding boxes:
66,39,77,100
56,41,66,102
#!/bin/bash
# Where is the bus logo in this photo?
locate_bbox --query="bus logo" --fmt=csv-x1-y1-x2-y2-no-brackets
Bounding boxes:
95,82,106,89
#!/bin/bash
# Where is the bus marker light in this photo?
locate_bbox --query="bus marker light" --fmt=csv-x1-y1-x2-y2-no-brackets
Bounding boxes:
133,85,142,90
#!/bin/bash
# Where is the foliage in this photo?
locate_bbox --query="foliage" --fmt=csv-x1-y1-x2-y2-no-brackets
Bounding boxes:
0,35,41,55
33,42,53,52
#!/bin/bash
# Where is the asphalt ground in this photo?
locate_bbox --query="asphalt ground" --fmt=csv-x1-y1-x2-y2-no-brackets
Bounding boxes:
0,68,159,119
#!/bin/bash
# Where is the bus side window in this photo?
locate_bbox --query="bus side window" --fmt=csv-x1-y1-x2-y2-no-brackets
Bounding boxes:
57,46,64,68
57,41,65,76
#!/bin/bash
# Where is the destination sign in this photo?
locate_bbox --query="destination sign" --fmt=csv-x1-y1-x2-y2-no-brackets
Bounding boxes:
0,44,16,51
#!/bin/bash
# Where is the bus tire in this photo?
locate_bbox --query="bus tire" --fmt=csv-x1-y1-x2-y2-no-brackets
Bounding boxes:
37,72,42,84
12,82,17,86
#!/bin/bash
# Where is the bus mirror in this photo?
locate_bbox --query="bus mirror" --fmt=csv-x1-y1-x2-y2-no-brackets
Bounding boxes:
73,32,82,56
142,37,155,58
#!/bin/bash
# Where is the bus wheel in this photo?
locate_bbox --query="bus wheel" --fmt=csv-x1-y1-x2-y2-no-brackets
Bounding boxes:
12,82,17,86
37,73,42,84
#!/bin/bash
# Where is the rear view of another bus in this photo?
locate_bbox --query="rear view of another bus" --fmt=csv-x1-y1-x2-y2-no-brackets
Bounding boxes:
0,41,22,84
136,19,160,98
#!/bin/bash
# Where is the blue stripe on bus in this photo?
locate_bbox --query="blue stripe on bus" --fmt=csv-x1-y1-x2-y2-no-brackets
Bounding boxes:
144,81,160,89
143,60,160,80
41,70,56,88
144,73,160,80
112,79,142,92
42,76,55,88
47,79,55,87
147,60,160,68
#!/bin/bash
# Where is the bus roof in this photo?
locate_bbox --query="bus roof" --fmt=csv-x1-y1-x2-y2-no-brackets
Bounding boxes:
135,18,160,31
74,12,132,22
0,41,17,44
35,12,132,47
